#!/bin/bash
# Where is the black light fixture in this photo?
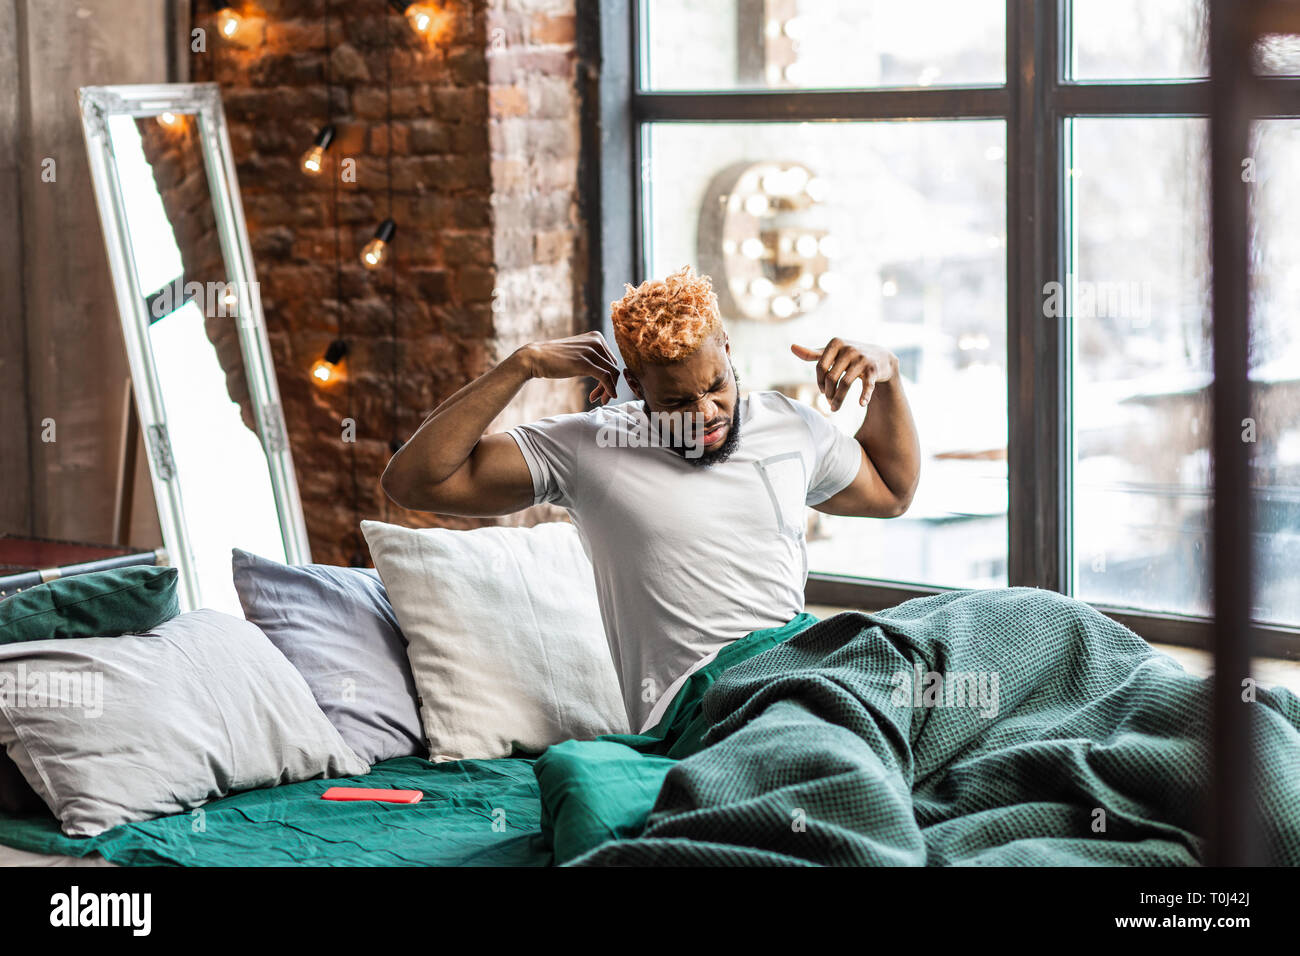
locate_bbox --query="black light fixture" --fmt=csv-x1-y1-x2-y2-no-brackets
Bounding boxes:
310,338,349,387
300,124,335,176
361,219,396,270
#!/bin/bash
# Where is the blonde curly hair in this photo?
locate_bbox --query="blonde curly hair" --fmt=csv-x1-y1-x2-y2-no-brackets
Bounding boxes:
610,266,724,374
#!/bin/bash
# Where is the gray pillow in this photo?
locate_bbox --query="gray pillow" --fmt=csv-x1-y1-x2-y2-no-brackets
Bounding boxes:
0,609,369,837
231,549,424,765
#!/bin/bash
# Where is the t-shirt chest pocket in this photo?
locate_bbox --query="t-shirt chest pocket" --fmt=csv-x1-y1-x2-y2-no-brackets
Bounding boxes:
753,453,808,539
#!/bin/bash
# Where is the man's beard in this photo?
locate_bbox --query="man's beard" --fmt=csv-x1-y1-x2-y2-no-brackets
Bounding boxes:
669,365,742,468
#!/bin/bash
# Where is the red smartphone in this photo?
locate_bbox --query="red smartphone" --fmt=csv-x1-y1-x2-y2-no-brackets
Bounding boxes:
321,787,423,804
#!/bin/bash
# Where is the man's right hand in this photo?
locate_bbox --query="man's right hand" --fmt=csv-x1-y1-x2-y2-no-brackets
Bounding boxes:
517,331,621,405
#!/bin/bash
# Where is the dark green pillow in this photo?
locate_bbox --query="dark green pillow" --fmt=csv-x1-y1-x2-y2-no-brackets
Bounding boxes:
0,566,180,644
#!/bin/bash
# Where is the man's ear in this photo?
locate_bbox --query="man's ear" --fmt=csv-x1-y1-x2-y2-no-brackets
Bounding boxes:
623,368,644,402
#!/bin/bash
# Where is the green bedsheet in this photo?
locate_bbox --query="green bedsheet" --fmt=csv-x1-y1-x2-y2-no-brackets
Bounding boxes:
534,612,819,863
547,589,1300,866
0,757,549,867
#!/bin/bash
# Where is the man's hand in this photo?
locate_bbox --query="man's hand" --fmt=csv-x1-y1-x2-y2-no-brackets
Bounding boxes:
791,338,898,412
519,331,622,405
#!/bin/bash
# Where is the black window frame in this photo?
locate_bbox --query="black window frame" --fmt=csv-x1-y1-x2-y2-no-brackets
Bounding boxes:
581,0,1300,660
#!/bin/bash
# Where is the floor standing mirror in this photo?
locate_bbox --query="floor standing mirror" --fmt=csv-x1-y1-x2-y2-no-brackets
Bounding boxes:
79,82,311,614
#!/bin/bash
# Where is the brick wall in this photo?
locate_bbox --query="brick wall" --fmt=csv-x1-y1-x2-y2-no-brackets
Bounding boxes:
191,0,586,565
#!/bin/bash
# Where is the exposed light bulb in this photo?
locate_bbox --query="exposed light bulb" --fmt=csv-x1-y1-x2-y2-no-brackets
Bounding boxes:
157,111,183,130
217,7,242,38
361,218,397,270
300,125,335,177
301,146,324,175
311,339,349,388
403,2,438,36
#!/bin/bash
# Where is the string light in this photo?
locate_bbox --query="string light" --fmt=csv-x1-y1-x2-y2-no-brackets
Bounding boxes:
300,124,335,176
310,339,349,387
216,6,243,39
389,1,439,37
361,219,396,270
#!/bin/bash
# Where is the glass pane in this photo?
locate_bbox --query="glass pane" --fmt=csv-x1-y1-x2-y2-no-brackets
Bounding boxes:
1247,120,1300,625
1071,118,1300,626
1255,34,1300,76
641,0,1005,91
1070,118,1211,617
644,121,1008,588
1071,0,1207,81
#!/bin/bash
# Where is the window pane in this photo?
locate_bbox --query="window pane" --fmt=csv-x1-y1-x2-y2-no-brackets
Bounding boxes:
641,0,1005,91
1071,118,1300,627
1255,34,1300,76
1247,120,1300,625
1071,0,1300,81
1071,0,1207,81
645,121,1008,588
1071,118,1212,617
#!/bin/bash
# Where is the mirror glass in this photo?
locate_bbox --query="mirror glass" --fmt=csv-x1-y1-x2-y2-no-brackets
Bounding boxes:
81,85,310,614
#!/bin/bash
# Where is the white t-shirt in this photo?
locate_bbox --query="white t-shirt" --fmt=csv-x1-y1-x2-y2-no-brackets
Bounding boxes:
507,390,862,730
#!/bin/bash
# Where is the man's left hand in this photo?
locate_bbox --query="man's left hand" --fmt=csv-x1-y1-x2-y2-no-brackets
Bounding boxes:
791,339,898,411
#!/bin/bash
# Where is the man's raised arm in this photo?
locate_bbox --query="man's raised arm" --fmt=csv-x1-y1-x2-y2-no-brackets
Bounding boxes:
381,331,621,516
792,337,922,519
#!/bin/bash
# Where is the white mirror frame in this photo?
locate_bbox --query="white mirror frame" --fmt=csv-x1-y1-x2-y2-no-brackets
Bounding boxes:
78,82,311,609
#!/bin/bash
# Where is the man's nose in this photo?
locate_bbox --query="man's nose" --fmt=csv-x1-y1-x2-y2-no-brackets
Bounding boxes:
690,397,720,423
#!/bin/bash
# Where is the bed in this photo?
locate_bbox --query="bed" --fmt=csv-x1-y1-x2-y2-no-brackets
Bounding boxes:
5,588,1300,867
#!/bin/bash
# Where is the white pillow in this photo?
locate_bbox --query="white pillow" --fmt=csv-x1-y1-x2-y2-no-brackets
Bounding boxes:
0,609,370,837
361,520,628,760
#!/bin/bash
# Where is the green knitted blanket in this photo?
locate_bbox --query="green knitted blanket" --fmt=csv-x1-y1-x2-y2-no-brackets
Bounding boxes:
568,588,1300,866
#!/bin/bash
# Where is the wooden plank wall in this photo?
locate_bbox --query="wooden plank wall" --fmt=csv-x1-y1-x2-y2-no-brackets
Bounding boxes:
1,0,175,548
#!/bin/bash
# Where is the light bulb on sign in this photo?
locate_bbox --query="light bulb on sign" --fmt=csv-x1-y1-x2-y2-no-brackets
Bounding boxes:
361,219,397,270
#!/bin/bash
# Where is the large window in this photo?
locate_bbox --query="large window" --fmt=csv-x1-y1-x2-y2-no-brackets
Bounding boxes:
600,0,1300,644
645,120,1008,589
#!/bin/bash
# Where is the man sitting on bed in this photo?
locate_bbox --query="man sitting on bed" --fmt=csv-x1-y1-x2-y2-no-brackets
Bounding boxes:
382,266,921,732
